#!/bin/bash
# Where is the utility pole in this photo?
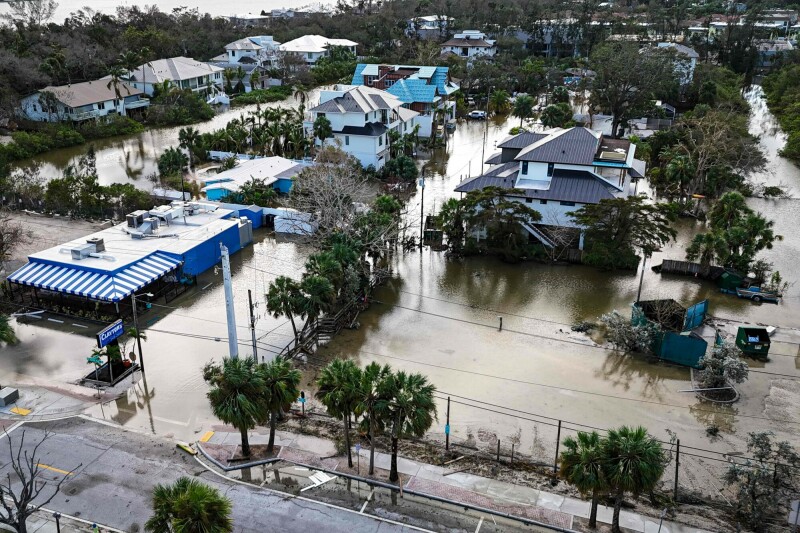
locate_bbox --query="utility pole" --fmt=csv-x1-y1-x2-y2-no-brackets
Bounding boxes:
637,253,648,303
131,292,152,372
419,173,425,251
248,289,258,360
445,396,451,451
221,243,239,359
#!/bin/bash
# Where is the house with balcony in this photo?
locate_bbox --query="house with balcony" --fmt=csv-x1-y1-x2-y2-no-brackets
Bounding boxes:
350,64,460,137
440,30,497,60
305,85,419,169
454,127,645,249
20,80,149,123
406,15,453,39
123,57,224,96
279,35,358,65
219,36,281,67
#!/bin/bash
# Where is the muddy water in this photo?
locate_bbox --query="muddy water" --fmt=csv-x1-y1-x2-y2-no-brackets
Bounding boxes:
2,89,799,479
12,88,326,186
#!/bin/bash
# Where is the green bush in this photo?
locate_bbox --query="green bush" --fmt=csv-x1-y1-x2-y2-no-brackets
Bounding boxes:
0,126,85,162
78,115,144,139
146,91,215,126
231,85,293,106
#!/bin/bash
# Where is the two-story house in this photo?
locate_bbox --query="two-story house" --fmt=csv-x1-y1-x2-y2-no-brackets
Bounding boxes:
455,127,645,249
305,85,419,169
440,30,497,60
350,64,460,138
20,80,149,122
222,36,281,67
279,35,358,66
655,43,699,86
124,57,224,96
405,15,453,39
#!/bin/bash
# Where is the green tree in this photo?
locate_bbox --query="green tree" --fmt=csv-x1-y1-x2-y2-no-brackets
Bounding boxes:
438,197,467,255
313,115,333,144
316,359,362,468
202,357,268,458
221,178,277,207
178,127,200,169
512,94,535,127
145,477,233,533
551,85,570,104
298,275,336,332
262,356,301,454
158,147,188,176
106,64,128,100
590,42,675,137
356,362,392,475
0,314,17,345
570,196,677,270
265,276,302,341
540,103,573,129
249,69,260,91
724,432,800,532
696,341,748,389
603,426,666,533
376,371,437,483
383,155,418,181
685,231,727,276
488,89,510,115
559,431,607,528
118,50,141,79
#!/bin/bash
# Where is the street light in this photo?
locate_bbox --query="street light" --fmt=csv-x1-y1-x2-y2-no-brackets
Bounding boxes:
131,292,154,372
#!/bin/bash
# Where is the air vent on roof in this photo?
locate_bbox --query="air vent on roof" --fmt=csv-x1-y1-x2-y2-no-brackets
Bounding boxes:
599,151,626,161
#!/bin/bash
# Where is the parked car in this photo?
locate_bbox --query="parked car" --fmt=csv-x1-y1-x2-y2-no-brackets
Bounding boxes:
467,110,486,120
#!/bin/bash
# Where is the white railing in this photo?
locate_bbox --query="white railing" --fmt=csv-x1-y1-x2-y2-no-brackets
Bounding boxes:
125,100,150,109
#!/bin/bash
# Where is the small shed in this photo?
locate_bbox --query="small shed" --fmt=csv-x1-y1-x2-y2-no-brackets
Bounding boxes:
717,269,746,291
633,299,710,369
735,326,771,358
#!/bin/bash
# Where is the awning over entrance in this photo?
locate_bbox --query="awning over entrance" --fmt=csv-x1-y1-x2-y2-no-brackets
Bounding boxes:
7,252,182,303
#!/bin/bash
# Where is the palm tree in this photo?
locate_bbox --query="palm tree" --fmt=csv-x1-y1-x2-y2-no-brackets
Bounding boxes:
265,276,302,342
664,153,695,199
178,127,200,169
305,252,344,295
202,357,269,458
316,359,362,468
355,362,392,475
298,275,336,332
294,88,309,111
250,68,261,91
313,115,333,145
0,314,17,345
262,356,301,454
603,426,666,533
106,64,128,100
118,50,141,78
488,89,511,115
376,371,437,483
223,69,235,94
559,431,607,528
145,477,233,533
512,94,535,127
686,231,727,276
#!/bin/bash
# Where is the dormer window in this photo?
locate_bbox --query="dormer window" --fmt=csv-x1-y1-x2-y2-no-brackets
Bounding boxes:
547,163,555,177
522,161,529,174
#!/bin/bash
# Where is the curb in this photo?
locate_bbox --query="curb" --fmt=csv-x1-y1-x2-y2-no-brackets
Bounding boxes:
195,441,281,472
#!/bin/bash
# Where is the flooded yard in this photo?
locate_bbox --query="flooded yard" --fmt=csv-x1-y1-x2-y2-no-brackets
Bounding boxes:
2,86,799,502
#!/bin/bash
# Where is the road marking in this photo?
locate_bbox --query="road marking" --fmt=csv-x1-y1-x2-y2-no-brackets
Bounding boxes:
199,431,214,443
0,421,24,439
37,463,74,476
359,489,374,513
10,407,31,416
475,516,484,533
151,415,190,427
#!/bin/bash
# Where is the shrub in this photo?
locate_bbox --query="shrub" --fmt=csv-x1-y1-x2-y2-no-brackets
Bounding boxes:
600,310,661,354
231,85,293,106
78,115,144,139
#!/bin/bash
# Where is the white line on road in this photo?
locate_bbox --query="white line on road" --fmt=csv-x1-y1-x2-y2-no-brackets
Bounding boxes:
359,489,374,513
0,421,24,439
193,455,435,533
475,516,484,533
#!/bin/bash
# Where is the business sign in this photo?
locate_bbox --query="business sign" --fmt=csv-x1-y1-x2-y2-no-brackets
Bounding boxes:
96,320,124,348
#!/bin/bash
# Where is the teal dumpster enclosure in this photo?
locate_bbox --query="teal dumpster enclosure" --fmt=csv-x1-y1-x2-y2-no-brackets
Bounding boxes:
653,332,707,369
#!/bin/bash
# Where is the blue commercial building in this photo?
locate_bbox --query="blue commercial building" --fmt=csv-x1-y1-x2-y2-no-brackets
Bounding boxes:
6,202,253,318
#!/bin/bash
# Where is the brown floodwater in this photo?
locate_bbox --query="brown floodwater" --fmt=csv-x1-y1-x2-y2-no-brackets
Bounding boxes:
2,88,799,496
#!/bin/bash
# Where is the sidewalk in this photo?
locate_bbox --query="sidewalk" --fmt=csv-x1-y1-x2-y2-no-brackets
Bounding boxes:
19,507,120,533
202,429,712,533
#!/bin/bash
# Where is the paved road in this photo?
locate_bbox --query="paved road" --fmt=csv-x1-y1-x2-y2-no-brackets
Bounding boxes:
0,418,423,532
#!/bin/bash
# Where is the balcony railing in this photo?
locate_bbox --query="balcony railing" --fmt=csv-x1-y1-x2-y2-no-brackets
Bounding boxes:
125,99,150,109
69,109,103,121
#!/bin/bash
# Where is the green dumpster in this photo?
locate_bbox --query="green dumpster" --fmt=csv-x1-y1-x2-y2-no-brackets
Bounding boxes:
718,270,746,291
735,327,771,358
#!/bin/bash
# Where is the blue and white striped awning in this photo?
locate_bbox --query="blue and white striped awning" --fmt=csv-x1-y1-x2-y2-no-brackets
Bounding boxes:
8,252,182,303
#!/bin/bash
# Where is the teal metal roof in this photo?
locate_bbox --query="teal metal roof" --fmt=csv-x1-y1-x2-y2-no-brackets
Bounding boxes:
351,64,457,103
387,79,436,104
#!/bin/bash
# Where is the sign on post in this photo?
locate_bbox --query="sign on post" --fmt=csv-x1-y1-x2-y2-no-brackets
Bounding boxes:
96,320,124,348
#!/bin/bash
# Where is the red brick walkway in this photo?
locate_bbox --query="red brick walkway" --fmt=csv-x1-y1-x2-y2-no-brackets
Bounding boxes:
278,446,341,471
405,476,573,529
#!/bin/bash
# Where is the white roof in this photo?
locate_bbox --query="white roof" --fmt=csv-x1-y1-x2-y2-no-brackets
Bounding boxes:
41,80,142,107
29,204,236,273
128,57,224,84
225,37,263,51
280,35,358,53
202,157,306,192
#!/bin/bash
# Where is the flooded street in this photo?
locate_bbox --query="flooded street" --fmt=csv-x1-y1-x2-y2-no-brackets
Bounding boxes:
3,87,799,499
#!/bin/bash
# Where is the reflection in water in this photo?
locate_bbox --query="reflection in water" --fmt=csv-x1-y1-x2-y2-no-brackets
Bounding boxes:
593,352,682,402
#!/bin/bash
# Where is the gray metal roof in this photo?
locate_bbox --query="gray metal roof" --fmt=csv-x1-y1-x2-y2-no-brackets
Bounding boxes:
485,152,503,165
455,168,617,204
517,128,600,165
339,123,388,136
497,131,547,150
310,85,407,114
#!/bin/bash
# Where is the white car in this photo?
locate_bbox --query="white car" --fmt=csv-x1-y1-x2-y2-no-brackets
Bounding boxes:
467,110,487,120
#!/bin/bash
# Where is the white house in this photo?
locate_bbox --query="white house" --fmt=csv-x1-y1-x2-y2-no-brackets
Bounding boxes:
440,30,497,60
223,36,281,67
656,42,699,86
406,15,453,39
124,57,224,96
279,35,358,65
202,156,309,200
455,128,645,249
305,85,419,170
20,80,148,122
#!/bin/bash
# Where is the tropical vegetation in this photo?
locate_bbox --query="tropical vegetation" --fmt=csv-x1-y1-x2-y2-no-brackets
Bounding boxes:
145,477,233,533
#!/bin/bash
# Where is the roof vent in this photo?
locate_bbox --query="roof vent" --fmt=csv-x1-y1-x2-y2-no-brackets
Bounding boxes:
600,151,626,161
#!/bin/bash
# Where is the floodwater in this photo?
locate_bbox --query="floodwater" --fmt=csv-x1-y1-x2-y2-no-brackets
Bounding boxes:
11,88,326,186
2,88,799,496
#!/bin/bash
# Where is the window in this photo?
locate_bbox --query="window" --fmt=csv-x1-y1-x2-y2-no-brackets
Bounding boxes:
98,102,106,110
232,51,236,57
318,112,326,118
521,161,529,174
307,52,313,59
560,201,575,206
345,136,350,146
540,200,548,205
32,104,37,112
365,113,369,121
547,163,555,177
525,198,533,204
378,136,383,146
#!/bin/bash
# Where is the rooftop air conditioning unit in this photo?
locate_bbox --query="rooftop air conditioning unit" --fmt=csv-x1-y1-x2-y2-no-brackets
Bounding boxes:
70,243,95,260
126,210,149,228
86,237,105,253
